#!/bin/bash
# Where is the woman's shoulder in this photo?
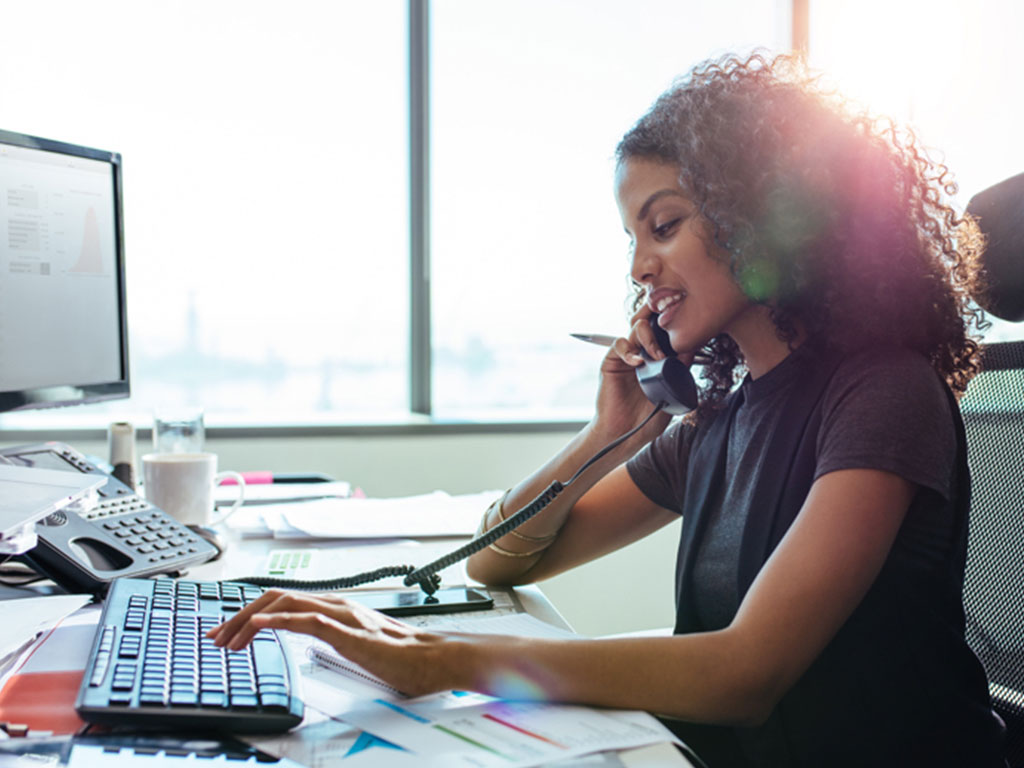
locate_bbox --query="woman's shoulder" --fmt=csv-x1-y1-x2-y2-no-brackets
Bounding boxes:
813,345,959,499
817,343,954,439
826,345,945,398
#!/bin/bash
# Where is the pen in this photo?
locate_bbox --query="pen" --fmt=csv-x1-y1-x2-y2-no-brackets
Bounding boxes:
569,333,618,347
570,332,714,365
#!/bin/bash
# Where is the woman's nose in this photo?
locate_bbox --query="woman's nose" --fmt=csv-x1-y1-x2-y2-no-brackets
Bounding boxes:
630,240,659,285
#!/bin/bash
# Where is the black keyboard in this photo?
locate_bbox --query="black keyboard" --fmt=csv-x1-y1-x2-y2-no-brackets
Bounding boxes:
75,578,304,733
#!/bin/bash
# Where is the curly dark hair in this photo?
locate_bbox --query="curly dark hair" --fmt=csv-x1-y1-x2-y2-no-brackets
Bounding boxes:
617,51,987,418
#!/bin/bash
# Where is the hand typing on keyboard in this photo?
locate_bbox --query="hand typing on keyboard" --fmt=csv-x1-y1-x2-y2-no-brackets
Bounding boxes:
76,578,304,733
207,589,463,699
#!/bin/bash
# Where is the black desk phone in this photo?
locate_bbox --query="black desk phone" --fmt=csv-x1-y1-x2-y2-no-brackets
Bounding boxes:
635,316,699,415
0,441,218,594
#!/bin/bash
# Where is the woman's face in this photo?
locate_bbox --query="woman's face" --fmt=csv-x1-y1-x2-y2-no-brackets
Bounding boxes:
615,157,759,356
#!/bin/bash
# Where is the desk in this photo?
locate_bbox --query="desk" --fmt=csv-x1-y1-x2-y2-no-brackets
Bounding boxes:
0,517,695,767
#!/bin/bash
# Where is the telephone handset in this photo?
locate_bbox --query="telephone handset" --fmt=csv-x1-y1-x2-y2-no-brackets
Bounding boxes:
0,441,218,594
634,316,699,414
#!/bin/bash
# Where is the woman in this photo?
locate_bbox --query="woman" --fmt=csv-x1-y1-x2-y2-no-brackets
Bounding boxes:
210,53,1006,766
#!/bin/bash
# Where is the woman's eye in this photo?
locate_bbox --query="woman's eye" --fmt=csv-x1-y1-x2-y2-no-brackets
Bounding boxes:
653,218,682,238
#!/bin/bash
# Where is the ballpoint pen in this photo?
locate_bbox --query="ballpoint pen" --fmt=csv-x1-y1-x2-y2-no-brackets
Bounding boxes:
570,332,714,365
569,333,618,347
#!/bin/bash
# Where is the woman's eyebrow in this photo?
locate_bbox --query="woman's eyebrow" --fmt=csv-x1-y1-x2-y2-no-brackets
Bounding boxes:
637,189,687,221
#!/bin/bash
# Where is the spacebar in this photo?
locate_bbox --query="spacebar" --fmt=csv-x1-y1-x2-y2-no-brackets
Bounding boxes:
251,638,287,681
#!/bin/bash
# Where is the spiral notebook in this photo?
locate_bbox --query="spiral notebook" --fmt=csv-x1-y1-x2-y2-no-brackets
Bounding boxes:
307,644,405,696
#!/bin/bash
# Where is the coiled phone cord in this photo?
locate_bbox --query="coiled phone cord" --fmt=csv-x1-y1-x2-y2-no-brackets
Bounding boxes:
234,402,666,596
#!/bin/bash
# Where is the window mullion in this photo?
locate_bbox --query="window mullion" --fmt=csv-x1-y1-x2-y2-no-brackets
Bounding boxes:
409,0,431,415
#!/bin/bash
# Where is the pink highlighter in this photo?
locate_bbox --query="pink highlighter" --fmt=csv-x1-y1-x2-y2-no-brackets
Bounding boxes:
219,471,334,485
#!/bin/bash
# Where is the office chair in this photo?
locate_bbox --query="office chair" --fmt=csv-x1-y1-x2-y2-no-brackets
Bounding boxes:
961,171,1024,767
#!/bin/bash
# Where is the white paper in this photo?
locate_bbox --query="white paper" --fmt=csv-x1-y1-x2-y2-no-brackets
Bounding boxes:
279,490,502,540
432,612,579,640
0,594,92,665
341,698,679,768
250,613,682,768
16,603,101,673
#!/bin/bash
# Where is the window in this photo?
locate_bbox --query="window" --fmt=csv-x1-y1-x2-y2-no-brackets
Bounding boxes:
430,0,786,419
1,1,791,428
0,0,408,427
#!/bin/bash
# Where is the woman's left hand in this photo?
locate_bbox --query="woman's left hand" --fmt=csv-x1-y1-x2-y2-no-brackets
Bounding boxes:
206,589,463,697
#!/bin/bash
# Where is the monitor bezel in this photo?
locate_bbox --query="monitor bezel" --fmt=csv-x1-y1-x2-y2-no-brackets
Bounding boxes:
0,128,130,413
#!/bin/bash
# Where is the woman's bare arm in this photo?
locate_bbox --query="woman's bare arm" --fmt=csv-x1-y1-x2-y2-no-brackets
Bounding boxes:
210,467,912,726
465,424,678,586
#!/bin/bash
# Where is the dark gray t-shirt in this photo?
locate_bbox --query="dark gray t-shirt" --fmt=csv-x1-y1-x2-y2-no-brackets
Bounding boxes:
626,345,956,631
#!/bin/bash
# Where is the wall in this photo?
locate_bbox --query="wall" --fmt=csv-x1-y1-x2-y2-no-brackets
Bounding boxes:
57,430,679,637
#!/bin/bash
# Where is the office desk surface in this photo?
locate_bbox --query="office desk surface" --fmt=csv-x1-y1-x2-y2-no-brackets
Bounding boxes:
185,528,572,631
0,530,691,766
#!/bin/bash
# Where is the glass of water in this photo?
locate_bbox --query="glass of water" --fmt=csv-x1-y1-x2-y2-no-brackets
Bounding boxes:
152,406,205,454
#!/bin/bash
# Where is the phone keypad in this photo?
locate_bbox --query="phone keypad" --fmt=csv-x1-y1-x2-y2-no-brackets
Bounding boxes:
100,511,208,564
85,494,151,520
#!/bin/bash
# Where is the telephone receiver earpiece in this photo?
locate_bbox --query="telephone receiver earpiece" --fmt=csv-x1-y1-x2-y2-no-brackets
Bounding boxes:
635,315,698,415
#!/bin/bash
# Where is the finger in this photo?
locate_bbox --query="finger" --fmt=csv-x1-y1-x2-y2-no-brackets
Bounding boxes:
612,336,646,367
221,592,368,650
627,302,661,347
246,611,352,650
247,612,419,693
635,316,666,362
207,588,286,644
213,590,336,647
624,305,665,362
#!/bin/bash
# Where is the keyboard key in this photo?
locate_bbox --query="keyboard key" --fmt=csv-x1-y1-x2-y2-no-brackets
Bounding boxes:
200,691,228,707
229,694,259,709
251,639,286,678
260,692,290,710
170,691,198,706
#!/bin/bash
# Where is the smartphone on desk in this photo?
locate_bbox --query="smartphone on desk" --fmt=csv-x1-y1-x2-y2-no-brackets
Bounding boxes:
0,441,219,594
354,587,494,616
260,548,495,615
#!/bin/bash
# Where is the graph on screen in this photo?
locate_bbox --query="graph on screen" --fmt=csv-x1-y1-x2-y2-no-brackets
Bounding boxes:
0,142,121,392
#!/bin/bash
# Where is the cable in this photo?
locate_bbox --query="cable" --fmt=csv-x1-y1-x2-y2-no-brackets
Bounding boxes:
0,555,48,587
230,565,439,594
231,402,666,596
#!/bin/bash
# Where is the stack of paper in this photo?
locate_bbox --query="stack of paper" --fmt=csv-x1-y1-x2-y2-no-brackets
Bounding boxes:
225,490,503,540
244,612,685,768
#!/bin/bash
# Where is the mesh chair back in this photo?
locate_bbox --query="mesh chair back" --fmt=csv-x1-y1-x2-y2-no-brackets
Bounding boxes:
961,340,1024,765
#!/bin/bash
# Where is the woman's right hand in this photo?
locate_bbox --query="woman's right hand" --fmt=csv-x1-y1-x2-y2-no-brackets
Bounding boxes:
591,306,677,443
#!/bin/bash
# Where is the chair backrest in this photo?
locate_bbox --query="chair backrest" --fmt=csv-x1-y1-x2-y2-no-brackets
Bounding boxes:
960,340,1024,765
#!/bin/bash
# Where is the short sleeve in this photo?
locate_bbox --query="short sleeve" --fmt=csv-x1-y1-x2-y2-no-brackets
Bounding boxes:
815,349,956,500
626,419,696,513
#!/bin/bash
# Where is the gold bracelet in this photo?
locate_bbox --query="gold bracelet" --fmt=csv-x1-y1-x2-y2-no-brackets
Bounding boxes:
494,493,558,543
476,494,506,536
477,491,557,558
488,539,553,558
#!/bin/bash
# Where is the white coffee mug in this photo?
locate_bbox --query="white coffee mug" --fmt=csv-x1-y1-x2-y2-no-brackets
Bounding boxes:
142,452,245,527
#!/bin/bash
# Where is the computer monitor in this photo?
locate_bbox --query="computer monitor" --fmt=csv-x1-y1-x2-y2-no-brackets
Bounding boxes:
0,129,129,413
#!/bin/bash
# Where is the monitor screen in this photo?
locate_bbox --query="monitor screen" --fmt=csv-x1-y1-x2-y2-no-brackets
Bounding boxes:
0,129,129,412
